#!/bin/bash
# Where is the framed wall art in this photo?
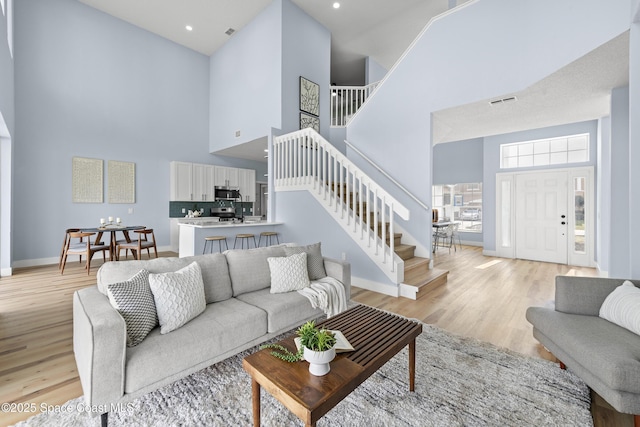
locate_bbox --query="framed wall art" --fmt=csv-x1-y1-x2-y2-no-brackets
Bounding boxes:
108,160,136,203
299,76,319,116
300,112,320,133
72,157,103,203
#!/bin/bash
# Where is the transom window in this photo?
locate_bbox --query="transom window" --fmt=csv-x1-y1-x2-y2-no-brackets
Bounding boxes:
500,133,589,169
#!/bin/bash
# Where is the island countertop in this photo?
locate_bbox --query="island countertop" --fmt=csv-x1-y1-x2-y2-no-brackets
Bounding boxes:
178,221,283,229
178,221,283,256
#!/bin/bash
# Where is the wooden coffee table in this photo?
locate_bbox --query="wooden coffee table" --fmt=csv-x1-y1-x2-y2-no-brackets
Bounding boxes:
242,305,423,427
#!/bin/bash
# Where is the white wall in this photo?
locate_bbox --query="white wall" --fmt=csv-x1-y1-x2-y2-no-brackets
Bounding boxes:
629,16,640,277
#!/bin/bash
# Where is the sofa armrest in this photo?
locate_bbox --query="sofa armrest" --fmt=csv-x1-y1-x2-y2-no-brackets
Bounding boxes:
555,276,636,315
73,287,127,409
323,257,351,300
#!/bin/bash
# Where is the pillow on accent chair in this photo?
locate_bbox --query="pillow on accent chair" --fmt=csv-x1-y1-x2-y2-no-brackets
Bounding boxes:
268,252,310,294
149,262,206,334
106,269,157,347
283,242,327,280
599,280,640,336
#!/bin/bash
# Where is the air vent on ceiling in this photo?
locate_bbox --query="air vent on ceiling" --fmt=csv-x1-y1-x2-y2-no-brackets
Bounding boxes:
225,28,236,36
489,96,517,106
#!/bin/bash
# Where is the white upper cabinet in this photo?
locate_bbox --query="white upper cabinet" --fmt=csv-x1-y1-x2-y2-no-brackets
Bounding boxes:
215,166,239,188
170,161,193,201
192,163,216,201
238,168,256,202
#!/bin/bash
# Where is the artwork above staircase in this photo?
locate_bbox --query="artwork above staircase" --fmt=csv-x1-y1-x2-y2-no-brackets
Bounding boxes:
273,128,447,299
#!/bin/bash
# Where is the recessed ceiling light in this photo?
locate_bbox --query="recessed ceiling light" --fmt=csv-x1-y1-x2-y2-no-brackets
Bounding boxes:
333,2,340,9
185,25,193,31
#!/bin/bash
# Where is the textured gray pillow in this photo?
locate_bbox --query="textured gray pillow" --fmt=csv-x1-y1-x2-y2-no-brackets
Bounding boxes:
284,242,327,280
149,262,206,334
225,246,287,296
268,252,310,294
106,269,157,347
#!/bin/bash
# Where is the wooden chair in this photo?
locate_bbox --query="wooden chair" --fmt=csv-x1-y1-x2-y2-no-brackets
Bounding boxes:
114,227,145,260
116,229,158,260
60,232,110,275
58,228,80,269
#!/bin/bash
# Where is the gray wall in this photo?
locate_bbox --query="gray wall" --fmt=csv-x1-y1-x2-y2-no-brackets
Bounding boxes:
630,15,640,278
608,87,630,278
12,0,264,264
365,57,387,85
209,0,282,152
0,3,13,137
347,0,630,259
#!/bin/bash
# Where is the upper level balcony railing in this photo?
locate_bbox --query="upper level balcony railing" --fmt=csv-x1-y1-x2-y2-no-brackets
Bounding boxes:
330,81,380,127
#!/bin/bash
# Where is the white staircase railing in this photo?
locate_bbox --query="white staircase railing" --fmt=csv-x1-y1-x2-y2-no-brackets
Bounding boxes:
274,128,409,283
330,81,380,127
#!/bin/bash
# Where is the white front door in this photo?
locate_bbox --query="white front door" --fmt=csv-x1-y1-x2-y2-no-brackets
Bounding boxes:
515,171,568,264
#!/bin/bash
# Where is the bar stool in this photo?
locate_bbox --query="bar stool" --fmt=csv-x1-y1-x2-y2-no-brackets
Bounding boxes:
234,233,257,249
258,231,280,247
203,236,228,254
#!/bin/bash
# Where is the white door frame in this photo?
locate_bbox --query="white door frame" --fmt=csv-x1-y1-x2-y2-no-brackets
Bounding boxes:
496,166,594,267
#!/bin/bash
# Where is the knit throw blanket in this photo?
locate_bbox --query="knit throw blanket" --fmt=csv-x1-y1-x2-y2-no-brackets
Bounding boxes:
297,277,347,317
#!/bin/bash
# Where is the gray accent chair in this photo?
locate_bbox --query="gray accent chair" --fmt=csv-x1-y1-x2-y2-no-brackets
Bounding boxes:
526,276,640,425
73,245,351,426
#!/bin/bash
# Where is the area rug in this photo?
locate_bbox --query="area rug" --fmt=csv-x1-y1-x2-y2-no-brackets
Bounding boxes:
13,324,592,427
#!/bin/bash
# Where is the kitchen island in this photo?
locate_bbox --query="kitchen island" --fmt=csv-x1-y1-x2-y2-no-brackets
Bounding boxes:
178,221,283,257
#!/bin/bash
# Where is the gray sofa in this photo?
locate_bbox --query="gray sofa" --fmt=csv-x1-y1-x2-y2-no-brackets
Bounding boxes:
526,276,640,421
73,245,351,424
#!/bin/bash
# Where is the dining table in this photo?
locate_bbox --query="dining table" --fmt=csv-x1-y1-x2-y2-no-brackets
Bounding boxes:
81,225,145,261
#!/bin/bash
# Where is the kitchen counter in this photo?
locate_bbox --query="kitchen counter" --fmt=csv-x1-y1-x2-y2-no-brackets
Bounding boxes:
178,221,283,256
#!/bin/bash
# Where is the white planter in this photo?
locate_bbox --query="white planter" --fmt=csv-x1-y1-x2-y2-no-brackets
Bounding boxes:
303,346,336,376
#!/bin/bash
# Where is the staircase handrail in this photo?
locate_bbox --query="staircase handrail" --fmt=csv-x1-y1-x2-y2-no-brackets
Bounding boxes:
345,139,430,213
274,128,409,283
275,128,409,220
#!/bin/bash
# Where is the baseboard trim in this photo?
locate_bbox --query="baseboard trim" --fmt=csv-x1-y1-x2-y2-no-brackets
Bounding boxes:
351,276,399,297
482,249,498,257
1,267,12,277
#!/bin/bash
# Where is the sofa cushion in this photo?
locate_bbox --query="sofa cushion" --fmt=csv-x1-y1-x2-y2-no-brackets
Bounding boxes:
124,298,267,394
527,307,640,394
284,242,327,280
149,262,206,334
268,252,310,294
236,288,324,333
599,280,640,336
106,269,157,347
225,246,286,296
96,254,233,304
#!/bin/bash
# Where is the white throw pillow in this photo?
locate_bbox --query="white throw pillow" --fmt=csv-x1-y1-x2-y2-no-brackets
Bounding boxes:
107,269,157,347
149,262,206,334
268,252,310,294
599,280,640,336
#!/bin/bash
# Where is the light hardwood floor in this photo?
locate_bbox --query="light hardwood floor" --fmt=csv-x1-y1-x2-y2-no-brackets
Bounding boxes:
0,247,632,426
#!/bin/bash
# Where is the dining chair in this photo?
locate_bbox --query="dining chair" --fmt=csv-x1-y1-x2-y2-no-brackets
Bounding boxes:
60,231,110,275
58,228,80,269
434,224,454,253
451,222,462,251
116,229,158,260
114,227,145,260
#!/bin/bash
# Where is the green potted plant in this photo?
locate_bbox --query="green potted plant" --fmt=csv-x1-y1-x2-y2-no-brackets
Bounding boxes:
261,320,337,376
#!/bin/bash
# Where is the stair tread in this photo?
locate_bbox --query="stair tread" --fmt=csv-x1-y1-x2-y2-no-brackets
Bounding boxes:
403,267,449,288
404,256,429,269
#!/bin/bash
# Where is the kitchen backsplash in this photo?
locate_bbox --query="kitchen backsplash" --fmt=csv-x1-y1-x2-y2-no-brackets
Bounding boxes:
169,201,253,218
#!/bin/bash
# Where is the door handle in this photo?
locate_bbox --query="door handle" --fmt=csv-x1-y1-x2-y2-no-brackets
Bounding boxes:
561,221,566,225
561,215,566,219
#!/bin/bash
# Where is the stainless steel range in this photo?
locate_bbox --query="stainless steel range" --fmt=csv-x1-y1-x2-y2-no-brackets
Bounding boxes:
210,206,236,220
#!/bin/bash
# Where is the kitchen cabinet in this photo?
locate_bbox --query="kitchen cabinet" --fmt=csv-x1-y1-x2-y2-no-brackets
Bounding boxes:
215,166,239,188
170,161,215,201
238,168,256,202
170,161,193,201
192,163,215,201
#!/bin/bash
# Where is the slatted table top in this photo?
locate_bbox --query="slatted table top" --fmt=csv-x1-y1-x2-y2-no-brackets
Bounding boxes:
242,304,423,427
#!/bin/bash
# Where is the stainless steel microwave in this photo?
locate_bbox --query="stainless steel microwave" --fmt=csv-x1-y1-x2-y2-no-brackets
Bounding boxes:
215,186,240,200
